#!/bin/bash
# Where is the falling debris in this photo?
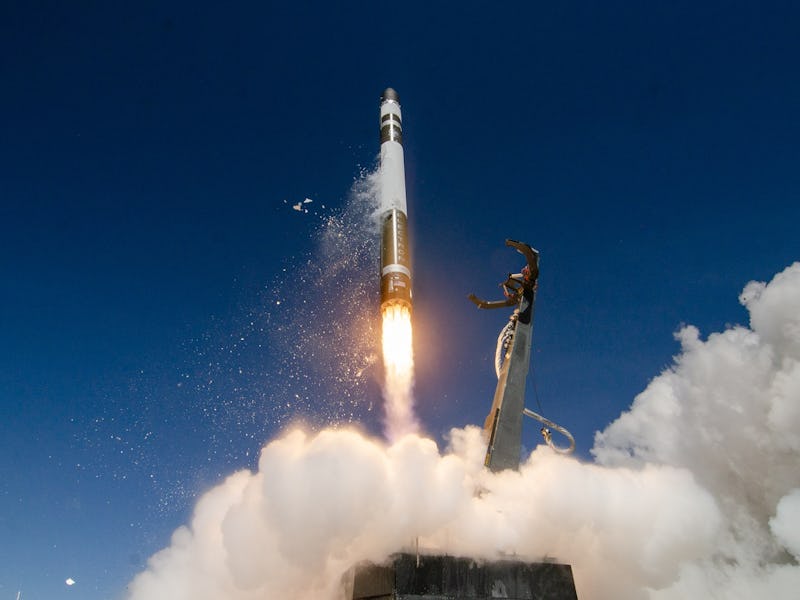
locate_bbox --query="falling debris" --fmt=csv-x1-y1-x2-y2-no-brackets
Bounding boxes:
291,198,314,214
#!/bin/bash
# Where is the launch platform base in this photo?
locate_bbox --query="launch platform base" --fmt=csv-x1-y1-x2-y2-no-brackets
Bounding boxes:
346,552,578,600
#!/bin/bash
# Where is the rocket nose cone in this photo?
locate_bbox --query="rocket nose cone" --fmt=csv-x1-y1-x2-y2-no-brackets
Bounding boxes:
382,87,400,103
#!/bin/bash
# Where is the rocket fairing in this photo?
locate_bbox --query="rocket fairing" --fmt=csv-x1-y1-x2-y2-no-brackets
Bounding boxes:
379,88,413,313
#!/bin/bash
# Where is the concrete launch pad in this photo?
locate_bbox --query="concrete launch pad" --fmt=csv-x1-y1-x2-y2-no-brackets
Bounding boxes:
346,553,578,600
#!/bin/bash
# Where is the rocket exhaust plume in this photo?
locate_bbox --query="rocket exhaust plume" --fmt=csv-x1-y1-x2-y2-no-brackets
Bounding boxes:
378,88,417,439
381,303,415,439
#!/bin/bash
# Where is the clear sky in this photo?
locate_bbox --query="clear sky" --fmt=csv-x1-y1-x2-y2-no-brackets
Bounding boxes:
2,2,798,598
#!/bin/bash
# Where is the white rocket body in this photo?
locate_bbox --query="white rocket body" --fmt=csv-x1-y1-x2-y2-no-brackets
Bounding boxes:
379,88,412,311
379,90,407,214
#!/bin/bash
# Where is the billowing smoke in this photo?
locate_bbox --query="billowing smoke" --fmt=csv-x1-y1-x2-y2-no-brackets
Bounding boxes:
127,264,800,599
594,262,800,598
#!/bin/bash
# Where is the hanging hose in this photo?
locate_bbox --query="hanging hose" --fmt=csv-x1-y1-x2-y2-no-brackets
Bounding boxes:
523,408,575,454
494,315,516,378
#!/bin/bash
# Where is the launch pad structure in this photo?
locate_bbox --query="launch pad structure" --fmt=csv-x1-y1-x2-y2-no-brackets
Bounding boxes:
346,553,578,600
360,89,579,599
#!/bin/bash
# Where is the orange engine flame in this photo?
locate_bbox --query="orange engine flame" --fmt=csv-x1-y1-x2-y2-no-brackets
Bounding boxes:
381,303,417,440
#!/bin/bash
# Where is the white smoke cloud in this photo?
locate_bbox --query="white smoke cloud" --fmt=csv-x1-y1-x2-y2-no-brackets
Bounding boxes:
127,428,719,600
595,263,800,598
128,264,800,599
771,489,800,560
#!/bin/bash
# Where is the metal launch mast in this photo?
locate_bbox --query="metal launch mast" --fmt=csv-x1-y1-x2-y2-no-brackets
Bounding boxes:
469,240,575,471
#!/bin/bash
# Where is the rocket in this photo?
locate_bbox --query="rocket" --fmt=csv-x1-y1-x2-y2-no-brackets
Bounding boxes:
379,88,412,313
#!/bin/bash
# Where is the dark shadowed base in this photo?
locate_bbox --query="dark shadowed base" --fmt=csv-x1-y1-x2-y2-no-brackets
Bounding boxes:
345,553,578,600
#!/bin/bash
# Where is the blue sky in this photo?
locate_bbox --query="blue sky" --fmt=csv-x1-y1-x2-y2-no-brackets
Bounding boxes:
2,2,798,598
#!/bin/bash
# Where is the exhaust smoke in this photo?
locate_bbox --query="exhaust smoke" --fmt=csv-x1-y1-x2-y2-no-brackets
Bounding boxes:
127,264,800,600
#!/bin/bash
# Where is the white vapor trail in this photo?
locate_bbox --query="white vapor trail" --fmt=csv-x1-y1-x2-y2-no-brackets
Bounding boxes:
128,263,800,600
